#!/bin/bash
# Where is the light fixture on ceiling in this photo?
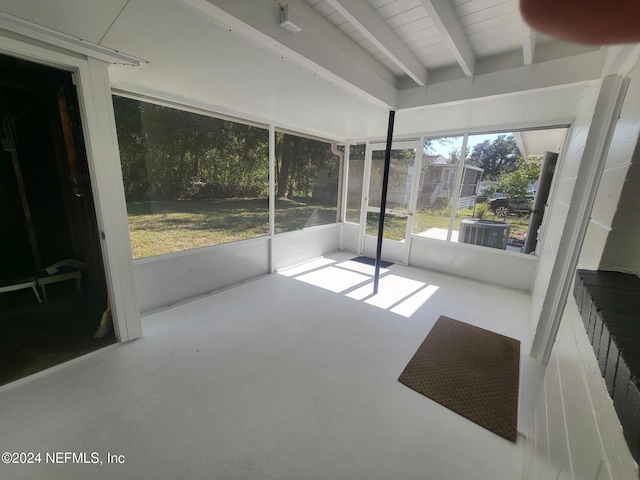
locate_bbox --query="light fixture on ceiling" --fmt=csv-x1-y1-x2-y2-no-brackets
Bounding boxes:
279,4,302,34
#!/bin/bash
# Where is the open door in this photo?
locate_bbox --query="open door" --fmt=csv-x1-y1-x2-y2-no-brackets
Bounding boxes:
360,141,421,263
0,54,113,385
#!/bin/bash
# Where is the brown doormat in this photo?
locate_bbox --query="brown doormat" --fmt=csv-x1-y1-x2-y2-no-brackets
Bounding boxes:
398,316,520,442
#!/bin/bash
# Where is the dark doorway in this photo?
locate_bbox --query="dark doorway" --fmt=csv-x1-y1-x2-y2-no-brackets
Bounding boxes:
0,54,114,386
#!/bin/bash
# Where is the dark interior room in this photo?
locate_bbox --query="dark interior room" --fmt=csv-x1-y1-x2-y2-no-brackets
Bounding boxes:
0,54,114,385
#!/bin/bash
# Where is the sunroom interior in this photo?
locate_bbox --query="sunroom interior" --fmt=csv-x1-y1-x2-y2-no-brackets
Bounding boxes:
1,0,640,479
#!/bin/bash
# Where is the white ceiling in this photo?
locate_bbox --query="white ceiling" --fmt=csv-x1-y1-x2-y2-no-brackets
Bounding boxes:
0,0,609,143
513,127,568,158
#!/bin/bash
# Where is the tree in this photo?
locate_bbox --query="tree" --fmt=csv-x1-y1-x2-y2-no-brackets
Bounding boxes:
112,96,151,200
113,96,269,201
423,137,458,157
275,133,338,200
467,135,521,179
497,160,541,199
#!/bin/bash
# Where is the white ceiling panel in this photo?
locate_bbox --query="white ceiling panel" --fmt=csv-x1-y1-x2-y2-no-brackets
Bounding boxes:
415,45,456,69
462,12,519,35
468,23,523,56
404,36,438,50
393,22,440,42
0,0,128,44
383,7,429,29
455,0,514,18
369,0,398,8
372,0,423,20
515,128,568,157
394,17,435,38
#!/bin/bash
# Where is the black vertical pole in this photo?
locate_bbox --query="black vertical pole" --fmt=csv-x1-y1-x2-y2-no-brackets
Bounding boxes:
373,110,395,295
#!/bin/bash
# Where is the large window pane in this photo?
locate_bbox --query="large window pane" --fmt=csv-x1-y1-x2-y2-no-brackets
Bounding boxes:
368,148,415,213
274,132,339,233
461,132,536,252
366,212,407,241
346,143,365,223
113,96,269,258
364,148,415,242
413,136,464,240
411,129,567,253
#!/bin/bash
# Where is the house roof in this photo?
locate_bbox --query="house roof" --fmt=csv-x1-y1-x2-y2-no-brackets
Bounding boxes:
0,0,609,142
424,154,484,172
424,154,447,165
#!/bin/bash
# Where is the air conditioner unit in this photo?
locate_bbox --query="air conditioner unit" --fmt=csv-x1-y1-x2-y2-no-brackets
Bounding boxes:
459,219,510,250
280,4,302,34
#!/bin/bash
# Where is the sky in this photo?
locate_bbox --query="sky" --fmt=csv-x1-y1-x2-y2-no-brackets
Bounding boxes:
428,133,504,158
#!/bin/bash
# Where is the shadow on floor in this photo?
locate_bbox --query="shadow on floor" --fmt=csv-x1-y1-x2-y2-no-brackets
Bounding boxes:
0,281,116,386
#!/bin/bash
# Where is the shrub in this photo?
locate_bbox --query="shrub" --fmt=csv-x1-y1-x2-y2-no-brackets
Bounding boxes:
475,204,488,219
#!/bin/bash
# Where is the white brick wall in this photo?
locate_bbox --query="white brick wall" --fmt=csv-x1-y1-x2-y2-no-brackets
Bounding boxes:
525,299,637,479
530,82,600,336
525,58,640,480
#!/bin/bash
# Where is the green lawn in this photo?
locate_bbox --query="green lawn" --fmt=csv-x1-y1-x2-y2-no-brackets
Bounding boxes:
126,198,336,258
127,199,530,258
365,207,530,242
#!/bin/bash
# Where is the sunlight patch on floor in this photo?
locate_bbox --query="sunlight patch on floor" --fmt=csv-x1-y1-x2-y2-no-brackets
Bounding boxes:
278,257,439,318
345,274,439,317
390,284,440,317
295,266,370,293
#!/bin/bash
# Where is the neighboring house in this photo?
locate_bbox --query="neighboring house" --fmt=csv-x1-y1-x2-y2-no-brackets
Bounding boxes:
354,154,485,210
419,155,484,208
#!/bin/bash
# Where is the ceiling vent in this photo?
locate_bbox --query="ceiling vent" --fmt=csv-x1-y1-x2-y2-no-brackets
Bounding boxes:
280,4,302,34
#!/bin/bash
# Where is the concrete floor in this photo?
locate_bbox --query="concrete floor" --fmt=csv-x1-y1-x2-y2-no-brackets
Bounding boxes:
0,252,543,479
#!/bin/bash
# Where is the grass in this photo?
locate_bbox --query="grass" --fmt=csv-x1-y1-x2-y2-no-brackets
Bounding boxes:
126,198,336,258
127,199,530,258
365,206,530,242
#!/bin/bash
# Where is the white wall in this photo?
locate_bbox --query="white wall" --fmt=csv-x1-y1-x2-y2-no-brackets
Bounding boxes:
525,57,640,480
273,224,341,271
585,69,640,275
529,82,601,332
341,222,360,254
524,300,637,479
408,235,537,292
134,224,342,313
134,236,270,313
340,222,537,292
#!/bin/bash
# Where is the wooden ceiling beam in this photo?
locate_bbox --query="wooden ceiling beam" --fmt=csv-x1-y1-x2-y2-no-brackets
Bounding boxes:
325,0,428,86
419,0,475,77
